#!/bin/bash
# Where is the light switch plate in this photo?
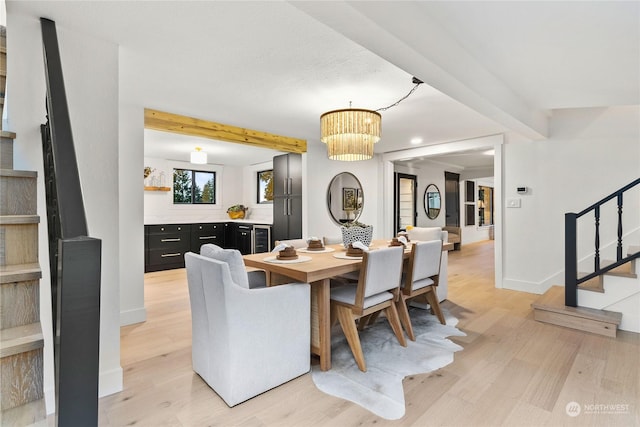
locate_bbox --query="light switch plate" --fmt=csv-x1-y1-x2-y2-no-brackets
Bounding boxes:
507,198,521,208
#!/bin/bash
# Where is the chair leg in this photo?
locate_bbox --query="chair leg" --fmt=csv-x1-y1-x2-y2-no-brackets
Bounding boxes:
330,305,338,328
424,288,445,325
357,314,374,331
384,303,407,347
395,295,415,341
335,305,367,372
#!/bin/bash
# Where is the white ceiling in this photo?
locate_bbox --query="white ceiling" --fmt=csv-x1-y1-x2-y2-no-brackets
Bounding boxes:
9,1,639,170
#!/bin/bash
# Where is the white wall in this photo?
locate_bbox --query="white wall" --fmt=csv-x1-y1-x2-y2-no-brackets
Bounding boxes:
502,106,640,294
305,141,383,241
8,12,122,413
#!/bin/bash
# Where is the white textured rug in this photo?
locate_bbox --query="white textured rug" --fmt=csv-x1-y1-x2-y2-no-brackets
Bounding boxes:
311,308,465,420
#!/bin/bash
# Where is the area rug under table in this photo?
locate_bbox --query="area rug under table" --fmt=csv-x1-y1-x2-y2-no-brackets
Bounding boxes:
311,308,465,420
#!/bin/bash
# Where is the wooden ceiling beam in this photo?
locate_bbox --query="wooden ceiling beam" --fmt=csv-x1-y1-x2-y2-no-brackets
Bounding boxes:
144,109,307,154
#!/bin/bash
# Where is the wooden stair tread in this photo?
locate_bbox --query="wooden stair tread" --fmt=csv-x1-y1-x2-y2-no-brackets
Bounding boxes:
0,322,44,358
0,263,42,283
577,274,603,292
0,399,47,426
599,259,636,278
0,215,40,225
0,130,15,139
0,169,37,178
532,286,622,324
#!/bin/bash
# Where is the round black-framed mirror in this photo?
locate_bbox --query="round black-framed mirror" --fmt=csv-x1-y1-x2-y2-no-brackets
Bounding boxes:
327,172,364,225
424,184,441,219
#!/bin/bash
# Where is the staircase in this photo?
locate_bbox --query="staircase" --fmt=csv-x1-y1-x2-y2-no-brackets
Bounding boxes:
0,132,46,424
533,178,640,337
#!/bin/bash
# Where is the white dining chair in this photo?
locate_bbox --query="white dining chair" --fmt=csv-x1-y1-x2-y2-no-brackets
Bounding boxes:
396,240,445,341
329,245,406,372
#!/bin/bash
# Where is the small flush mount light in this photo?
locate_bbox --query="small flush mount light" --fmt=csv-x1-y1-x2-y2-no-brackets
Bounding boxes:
410,137,423,145
320,77,424,162
190,147,207,164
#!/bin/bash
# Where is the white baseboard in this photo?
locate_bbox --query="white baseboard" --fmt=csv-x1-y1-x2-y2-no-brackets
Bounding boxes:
100,366,124,397
120,307,147,326
502,278,546,294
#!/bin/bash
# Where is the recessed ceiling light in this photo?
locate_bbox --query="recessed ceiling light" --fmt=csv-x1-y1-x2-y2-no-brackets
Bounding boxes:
410,137,423,145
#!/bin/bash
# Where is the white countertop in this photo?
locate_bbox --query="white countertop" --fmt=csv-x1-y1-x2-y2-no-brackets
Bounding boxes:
145,219,272,226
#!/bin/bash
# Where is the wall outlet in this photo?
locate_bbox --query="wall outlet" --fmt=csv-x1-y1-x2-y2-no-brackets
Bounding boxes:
507,198,521,208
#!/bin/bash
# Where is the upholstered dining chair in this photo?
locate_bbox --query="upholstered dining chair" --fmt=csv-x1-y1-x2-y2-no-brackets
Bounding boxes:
396,240,445,342
200,243,267,288
329,245,406,372
184,252,310,407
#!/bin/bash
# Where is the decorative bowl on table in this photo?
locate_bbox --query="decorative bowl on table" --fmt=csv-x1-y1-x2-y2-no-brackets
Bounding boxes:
277,246,298,260
340,222,373,248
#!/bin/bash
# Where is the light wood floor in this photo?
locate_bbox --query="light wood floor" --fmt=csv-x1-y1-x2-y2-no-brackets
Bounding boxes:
97,241,639,426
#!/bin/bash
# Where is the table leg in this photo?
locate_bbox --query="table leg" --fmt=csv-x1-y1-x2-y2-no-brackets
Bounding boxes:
311,278,331,371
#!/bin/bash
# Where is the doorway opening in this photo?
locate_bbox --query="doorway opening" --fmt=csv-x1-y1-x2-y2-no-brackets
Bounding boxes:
394,173,417,232
444,171,460,227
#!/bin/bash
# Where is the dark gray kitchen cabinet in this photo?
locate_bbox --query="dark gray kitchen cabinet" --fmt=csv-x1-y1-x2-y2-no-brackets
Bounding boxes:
145,224,191,272
272,153,302,244
191,222,225,253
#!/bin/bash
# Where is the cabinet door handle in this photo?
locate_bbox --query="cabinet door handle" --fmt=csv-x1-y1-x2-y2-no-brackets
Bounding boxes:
283,200,287,215
161,253,181,258
283,179,288,195
288,178,292,194
199,236,217,240
287,198,292,215
161,238,181,242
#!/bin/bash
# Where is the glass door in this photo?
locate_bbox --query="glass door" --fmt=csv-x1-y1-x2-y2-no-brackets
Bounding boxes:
394,173,417,232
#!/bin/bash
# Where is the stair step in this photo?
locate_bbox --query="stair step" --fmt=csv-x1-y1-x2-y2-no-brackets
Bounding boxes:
0,263,41,284
0,398,47,426
0,170,37,216
577,274,603,293
532,286,622,337
0,132,13,170
0,324,44,411
0,322,44,358
600,259,636,277
0,216,40,267
1,273,40,330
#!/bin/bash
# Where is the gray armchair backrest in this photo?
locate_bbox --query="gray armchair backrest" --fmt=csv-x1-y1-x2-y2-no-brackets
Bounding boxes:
406,226,443,242
361,246,404,298
200,243,250,288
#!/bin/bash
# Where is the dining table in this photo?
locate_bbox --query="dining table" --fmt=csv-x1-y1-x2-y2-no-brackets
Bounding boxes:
242,239,453,371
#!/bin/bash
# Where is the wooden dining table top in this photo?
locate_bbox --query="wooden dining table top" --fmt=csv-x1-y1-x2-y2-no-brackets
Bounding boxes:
242,239,453,283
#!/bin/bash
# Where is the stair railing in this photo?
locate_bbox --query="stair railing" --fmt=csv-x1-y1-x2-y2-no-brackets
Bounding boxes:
40,17,102,427
565,177,640,307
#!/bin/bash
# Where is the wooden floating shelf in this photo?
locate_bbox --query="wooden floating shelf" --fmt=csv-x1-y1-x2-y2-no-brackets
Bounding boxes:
144,186,171,192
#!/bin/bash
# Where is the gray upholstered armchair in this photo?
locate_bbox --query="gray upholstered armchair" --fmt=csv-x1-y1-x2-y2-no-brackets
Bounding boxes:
184,251,310,407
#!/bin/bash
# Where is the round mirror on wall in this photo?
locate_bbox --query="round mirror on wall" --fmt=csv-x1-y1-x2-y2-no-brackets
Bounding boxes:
326,172,364,225
424,184,441,219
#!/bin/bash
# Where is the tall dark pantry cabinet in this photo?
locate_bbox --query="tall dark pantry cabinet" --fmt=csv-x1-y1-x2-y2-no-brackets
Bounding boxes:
272,153,302,244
